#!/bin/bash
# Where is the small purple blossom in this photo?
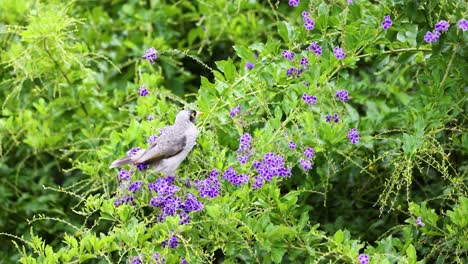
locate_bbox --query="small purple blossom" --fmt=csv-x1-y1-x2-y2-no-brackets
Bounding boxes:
347,0,353,4
142,47,158,64
458,19,468,31
238,133,252,152
304,147,314,159
147,134,158,145
333,47,346,60
336,90,349,102
139,85,149,97
153,252,166,264
113,195,134,207
347,128,360,144
237,155,249,165
417,217,425,227
333,113,339,123
300,57,309,66
358,254,369,264
180,257,188,264
325,114,332,122
307,41,322,55
286,67,297,76
424,30,441,43
252,175,264,190
245,62,255,70
381,15,393,30
130,255,142,264
230,105,241,117
147,114,153,121
302,93,317,105
136,162,149,171
195,169,220,198
282,50,295,60
302,11,310,18
288,0,300,7
181,193,204,212
179,211,190,225
288,141,296,150
300,159,312,171
127,147,141,156
435,20,449,32
162,233,179,249
302,81,310,87
128,180,143,194
118,169,131,181
304,18,315,31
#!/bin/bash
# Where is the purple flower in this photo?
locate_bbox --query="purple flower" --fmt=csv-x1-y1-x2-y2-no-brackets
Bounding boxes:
304,147,314,159
252,175,263,190
333,113,339,123
325,114,332,122
181,193,203,212
458,19,468,31
147,134,158,145
302,81,310,86
381,15,393,30
288,0,300,7
180,257,188,264
424,30,441,43
195,169,220,198
136,162,148,171
153,252,166,264
307,41,322,55
162,233,179,249
179,211,190,225
128,180,143,194
300,57,309,66
147,114,153,121
113,195,134,207
286,141,295,150
300,159,312,171
302,93,317,105
304,18,315,31
347,128,360,144
282,50,295,60
148,176,179,196
139,85,149,97
127,147,141,156
245,62,255,70
230,105,241,117
142,47,158,64
333,47,346,60
118,169,131,181
347,0,353,4
302,11,310,18
237,155,249,165
435,20,449,32
416,216,425,227
286,67,297,76
254,152,292,181
238,133,252,152
130,255,142,264
358,254,369,264
335,90,349,102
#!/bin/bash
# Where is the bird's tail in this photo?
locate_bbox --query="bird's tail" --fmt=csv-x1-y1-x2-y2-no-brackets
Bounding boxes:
109,156,132,169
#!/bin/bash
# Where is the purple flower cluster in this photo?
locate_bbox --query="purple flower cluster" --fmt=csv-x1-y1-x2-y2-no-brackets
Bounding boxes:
153,252,166,264
180,257,188,264
194,169,220,198
326,113,339,123
282,50,295,60
347,128,360,144
302,11,315,31
149,176,190,221
286,67,303,77
142,47,158,64
288,0,299,7
136,162,148,171
118,169,131,181
128,180,143,194
302,93,317,105
333,47,346,60
299,159,312,171
424,20,450,43
245,62,255,70
113,195,134,207
307,41,322,56
139,85,149,97
288,141,296,150
416,216,425,227
459,19,468,31
237,133,253,164
253,152,292,184
223,166,249,186
300,57,309,66
358,254,369,264
381,15,392,30
230,105,241,117
147,134,158,145
335,90,349,102
304,147,314,159
162,232,179,249
127,147,141,156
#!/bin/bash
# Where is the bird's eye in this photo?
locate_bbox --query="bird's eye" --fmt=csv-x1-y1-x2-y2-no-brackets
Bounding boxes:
191,112,196,118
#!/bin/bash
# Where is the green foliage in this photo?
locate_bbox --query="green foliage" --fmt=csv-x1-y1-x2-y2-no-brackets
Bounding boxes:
1,0,467,263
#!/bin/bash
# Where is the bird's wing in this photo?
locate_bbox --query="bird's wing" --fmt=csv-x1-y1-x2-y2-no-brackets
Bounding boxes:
134,131,187,164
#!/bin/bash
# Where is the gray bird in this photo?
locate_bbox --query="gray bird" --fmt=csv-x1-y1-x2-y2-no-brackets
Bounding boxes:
109,110,202,176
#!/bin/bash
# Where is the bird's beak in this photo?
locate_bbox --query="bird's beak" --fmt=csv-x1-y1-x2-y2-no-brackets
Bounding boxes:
197,111,204,117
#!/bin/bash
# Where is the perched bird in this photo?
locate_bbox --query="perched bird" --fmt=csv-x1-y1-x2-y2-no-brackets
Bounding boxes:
109,110,202,176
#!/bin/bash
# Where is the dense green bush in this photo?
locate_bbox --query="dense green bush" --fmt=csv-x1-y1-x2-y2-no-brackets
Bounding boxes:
1,0,467,263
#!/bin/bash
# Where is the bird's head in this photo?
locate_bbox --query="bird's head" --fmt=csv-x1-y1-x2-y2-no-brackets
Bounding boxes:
175,110,203,124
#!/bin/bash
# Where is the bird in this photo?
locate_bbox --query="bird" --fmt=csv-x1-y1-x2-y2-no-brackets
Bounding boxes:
109,110,202,176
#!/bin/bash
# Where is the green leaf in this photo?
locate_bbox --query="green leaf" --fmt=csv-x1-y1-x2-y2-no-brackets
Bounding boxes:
334,229,344,244
271,247,287,263
406,244,417,264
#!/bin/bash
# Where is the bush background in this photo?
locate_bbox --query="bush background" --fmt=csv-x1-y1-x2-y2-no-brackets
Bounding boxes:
0,0,467,263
